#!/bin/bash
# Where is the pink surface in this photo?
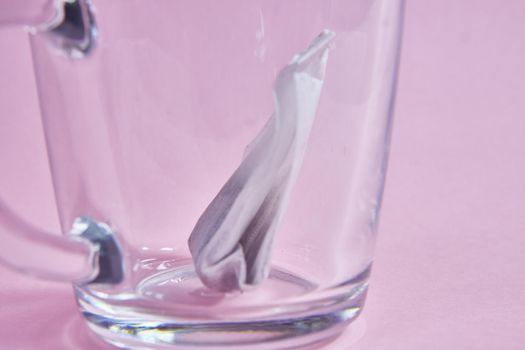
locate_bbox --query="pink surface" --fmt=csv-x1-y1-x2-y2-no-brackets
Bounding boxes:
1,1,524,349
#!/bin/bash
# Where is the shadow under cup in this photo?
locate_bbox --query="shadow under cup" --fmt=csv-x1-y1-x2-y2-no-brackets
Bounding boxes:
29,0,403,348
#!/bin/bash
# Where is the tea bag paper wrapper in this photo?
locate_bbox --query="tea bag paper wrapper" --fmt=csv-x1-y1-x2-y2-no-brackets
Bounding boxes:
189,30,335,292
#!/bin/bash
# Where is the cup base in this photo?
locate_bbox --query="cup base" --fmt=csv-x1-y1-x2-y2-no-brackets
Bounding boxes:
76,258,369,349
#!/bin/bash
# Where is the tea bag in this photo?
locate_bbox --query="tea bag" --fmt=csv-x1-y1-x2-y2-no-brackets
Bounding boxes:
189,30,335,292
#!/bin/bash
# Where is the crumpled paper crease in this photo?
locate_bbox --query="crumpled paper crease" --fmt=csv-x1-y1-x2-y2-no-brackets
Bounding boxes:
189,30,335,292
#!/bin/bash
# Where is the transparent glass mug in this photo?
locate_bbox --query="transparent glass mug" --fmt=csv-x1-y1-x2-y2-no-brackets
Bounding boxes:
0,0,403,348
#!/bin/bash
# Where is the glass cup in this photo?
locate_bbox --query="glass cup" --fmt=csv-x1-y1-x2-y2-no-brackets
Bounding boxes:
0,0,404,348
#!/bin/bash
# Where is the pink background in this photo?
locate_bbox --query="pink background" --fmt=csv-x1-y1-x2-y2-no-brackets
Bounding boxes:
1,1,524,349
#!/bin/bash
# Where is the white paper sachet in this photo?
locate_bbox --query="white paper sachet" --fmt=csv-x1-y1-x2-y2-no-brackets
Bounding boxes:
188,30,335,292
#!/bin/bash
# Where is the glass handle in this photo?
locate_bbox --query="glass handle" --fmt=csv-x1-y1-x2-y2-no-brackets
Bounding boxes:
0,200,97,282
0,0,56,27
1,0,97,57
0,200,124,284
0,0,121,284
